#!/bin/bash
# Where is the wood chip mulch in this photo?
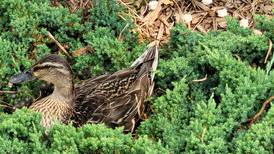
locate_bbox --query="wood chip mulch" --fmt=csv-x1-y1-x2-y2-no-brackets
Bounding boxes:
51,0,273,44
119,0,273,43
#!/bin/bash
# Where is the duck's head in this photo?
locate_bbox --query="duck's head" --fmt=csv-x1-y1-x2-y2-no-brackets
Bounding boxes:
9,54,73,88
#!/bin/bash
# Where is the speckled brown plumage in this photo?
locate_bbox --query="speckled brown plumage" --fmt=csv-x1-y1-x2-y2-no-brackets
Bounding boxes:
9,54,75,129
9,42,159,132
29,97,73,128
72,42,158,132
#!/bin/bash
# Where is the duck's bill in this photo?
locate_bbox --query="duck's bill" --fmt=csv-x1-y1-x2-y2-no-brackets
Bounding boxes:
8,71,33,87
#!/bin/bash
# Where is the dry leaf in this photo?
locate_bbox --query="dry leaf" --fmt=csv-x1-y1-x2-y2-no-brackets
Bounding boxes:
142,1,162,25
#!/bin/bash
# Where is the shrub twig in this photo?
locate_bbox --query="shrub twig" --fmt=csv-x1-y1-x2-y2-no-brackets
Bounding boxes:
0,100,15,110
47,31,72,58
247,95,274,128
264,39,273,64
118,23,130,40
200,127,207,143
0,90,17,95
192,74,208,82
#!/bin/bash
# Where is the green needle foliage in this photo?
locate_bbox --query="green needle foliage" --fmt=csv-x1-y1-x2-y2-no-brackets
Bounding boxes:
138,19,274,153
0,109,167,153
0,0,273,153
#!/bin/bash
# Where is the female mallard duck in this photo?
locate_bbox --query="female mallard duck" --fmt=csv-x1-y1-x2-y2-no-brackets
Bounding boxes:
9,54,75,129
9,42,159,132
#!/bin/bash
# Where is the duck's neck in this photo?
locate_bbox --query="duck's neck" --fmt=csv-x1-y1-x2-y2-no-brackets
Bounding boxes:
51,78,75,108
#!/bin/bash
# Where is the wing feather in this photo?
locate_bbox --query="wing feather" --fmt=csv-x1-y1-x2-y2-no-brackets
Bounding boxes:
72,43,158,132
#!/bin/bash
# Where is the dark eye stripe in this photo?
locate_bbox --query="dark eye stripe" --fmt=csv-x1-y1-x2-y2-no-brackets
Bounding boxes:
32,64,64,72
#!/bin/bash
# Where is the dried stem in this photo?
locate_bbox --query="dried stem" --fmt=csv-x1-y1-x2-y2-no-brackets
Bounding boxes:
0,100,14,109
0,90,17,95
47,31,72,58
247,95,274,128
264,39,273,64
118,23,130,40
117,0,140,18
192,74,208,82
0,104,13,109
200,127,207,143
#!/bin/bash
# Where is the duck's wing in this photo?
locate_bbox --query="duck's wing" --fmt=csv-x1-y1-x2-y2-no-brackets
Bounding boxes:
73,43,159,132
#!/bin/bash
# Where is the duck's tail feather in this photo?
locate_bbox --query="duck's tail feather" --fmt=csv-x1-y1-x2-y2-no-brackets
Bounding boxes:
131,41,159,82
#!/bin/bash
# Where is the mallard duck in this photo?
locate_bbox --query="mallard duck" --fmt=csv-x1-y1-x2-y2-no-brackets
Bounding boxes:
9,55,75,129
9,42,159,132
